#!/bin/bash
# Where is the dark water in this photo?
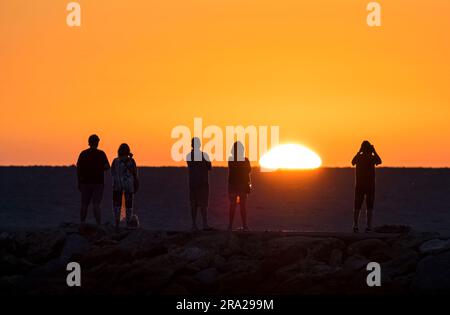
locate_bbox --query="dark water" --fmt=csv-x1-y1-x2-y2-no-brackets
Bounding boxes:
1,167,450,235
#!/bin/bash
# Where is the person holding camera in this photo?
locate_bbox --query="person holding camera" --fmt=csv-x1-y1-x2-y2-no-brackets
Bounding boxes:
351,140,382,233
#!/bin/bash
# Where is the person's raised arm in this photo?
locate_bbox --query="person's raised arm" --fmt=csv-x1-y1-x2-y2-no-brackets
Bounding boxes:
132,158,138,177
351,152,360,166
373,147,382,165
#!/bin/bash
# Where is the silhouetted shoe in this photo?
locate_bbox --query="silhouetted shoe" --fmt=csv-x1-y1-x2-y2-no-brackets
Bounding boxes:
365,227,373,233
202,226,214,231
353,226,359,233
242,225,250,232
191,226,200,232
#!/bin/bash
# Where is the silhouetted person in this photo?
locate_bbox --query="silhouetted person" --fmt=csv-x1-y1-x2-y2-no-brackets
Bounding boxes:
186,137,212,231
351,140,382,233
76,134,110,229
111,143,138,231
228,141,252,231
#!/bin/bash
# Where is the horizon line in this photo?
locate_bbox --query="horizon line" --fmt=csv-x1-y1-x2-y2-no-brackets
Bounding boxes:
0,165,449,169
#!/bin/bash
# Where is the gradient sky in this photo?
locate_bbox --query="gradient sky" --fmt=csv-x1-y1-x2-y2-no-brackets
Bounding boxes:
1,0,449,166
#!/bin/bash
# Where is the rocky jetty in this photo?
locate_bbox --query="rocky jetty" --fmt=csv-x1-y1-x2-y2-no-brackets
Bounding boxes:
1,224,450,295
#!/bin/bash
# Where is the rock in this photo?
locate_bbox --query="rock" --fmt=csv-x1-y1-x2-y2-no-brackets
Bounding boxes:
268,236,322,252
170,246,209,262
347,239,391,261
15,230,66,264
0,275,23,293
120,264,175,292
413,250,450,292
382,251,419,280
392,231,440,250
0,254,36,276
274,263,300,281
94,238,119,247
60,234,90,263
160,283,190,295
419,239,450,255
258,237,320,273
195,268,218,285
310,263,338,276
374,225,412,234
58,222,80,234
132,242,168,260
0,231,10,241
221,235,242,258
0,227,426,294
213,255,226,267
329,249,343,267
220,257,259,274
0,232,16,254
187,232,235,250
29,258,66,276
307,238,345,262
190,255,213,270
344,255,369,271
217,270,261,294
80,245,133,268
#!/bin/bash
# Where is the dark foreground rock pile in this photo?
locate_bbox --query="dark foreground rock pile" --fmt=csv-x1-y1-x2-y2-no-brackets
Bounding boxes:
1,223,450,295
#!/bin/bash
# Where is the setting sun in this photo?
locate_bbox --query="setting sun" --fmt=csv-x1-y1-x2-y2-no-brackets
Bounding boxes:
259,144,322,170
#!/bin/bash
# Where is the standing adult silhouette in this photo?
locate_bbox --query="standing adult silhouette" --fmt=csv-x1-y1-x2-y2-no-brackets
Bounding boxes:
186,137,212,231
76,134,110,229
228,141,252,231
351,140,382,233
111,143,138,231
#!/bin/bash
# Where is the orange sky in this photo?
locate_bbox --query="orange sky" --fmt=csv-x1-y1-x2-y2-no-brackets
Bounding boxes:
1,0,449,167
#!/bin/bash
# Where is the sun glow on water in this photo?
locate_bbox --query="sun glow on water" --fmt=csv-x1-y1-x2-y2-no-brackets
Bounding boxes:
259,144,322,170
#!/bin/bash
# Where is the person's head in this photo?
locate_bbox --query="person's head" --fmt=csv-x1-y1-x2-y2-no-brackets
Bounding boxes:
88,134,100,148
360,140,373,154
191,137,201,150
231,141,245,161
118,143,131,158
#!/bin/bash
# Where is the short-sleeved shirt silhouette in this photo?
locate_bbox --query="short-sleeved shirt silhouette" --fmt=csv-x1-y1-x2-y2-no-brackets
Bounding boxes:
186,151,211,188
352,153,381,189
228,158,251,194
77,148,110,184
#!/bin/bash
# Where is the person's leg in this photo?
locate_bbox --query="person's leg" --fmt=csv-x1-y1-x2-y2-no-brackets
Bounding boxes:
92,205,101,224
239,194,248,230
365,190,375,232
228,193,237,231
353,187,364,232
200,206,210,230
80,184,92,227
125,192,133,226
190,188,199,230
200,186,211,230
92,184,104,225
112,190,122,230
